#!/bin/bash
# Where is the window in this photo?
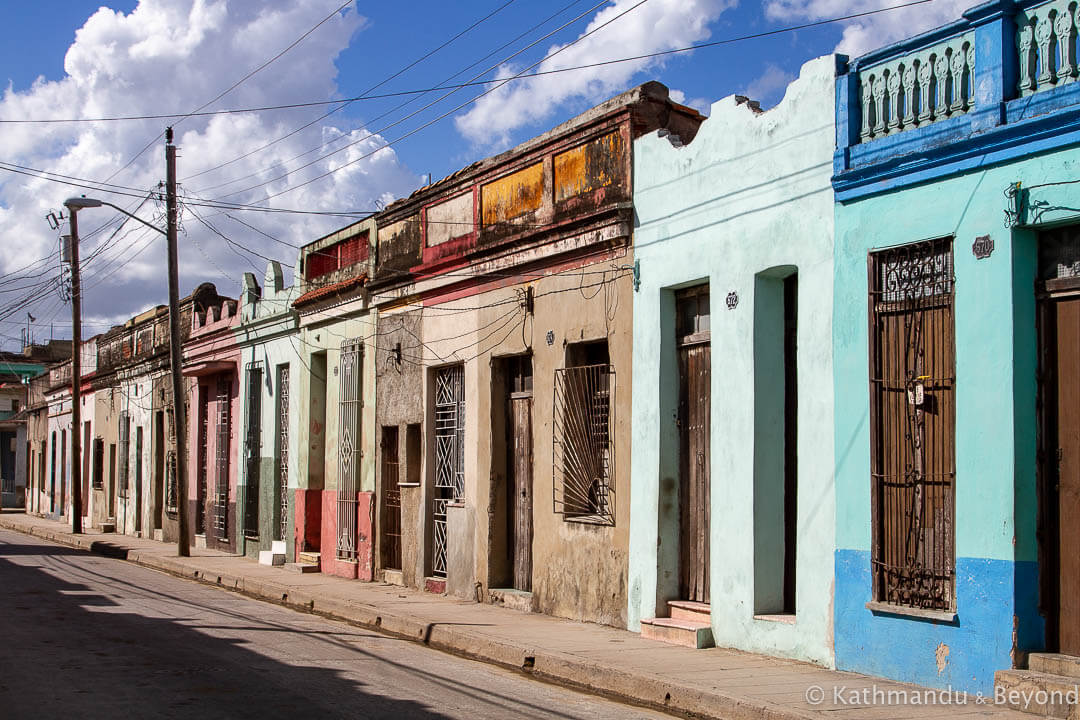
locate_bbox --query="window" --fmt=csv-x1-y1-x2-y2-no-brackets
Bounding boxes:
432,364,464,577
165,408,178,514
336,340,363,560
118,412,130,498
869,238,955,611
243,363,263,539
92,438,104,490
304,232,369,282
554,340,615,525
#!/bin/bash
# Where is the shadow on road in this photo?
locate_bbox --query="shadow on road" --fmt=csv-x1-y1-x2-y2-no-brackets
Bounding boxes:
0,542,454,720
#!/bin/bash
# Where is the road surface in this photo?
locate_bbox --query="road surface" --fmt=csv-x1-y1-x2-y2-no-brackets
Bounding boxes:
0,528,675,719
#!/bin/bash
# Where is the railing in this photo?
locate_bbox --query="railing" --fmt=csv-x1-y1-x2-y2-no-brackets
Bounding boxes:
1018,0,1080,96
858,31,976,142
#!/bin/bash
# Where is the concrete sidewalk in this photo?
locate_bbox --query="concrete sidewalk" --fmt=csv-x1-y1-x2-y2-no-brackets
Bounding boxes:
0,512,1029,720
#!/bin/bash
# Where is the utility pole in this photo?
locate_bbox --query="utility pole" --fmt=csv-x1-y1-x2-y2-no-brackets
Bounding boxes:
166,127,191,557
67,207,83,534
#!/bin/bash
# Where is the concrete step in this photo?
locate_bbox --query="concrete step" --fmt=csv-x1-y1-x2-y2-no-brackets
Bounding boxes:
283,563,320,574
271,540,286,556
640,617,713,649
994,669,1080,718
258,550,285,566
1030,653,1080,679
298,551,320,566
99,521,116,533
668,600,710,623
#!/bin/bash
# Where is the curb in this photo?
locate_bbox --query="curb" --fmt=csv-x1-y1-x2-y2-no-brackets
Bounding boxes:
0,517,817,720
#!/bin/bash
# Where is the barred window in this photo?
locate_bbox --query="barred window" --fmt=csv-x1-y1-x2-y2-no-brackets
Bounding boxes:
868,238,956,612
553,341,615,525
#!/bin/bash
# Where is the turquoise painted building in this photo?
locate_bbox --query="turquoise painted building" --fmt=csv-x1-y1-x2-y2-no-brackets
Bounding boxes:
833,0,1080,694
628,55,839,664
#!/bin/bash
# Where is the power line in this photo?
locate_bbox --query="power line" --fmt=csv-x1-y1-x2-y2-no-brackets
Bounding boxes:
182,0,521,185
96,0,356,187
205,0,621,202
0,0,933,126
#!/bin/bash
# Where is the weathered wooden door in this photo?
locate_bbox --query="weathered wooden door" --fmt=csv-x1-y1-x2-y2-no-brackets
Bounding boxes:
509,391,533,592
1054,298,1080,654
678,341,711,604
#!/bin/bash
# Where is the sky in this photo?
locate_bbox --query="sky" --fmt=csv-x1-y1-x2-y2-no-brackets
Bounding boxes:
0,0,970,351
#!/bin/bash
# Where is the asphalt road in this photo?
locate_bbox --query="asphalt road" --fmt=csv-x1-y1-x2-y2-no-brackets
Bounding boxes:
0,528,675,720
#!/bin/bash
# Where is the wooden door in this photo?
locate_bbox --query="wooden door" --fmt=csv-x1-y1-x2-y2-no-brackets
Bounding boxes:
678,341,711,604
509,392,533,592
1055,298,1080,654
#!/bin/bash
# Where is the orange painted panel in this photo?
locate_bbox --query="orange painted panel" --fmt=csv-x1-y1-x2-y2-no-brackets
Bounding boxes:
553,131,624,204
481,162,544,226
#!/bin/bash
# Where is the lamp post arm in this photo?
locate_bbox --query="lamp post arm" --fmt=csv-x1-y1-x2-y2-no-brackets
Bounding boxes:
99,201,167,236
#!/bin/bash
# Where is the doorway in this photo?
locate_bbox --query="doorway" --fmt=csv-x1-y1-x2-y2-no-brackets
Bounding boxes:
676,286,711,604
1037,227,1080,655
494,354,533,591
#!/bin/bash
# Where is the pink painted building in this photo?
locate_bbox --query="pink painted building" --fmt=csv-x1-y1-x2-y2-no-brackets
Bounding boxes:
182,295,242,552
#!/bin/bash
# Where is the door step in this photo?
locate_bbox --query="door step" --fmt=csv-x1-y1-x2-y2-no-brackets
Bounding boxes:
642,600,713,649
641,617,713,649
1029,653,1080,679
297,551,320,566
99,519,116,533
994,667,1080,717
259,540,288,566
283,563,320,574
489,588,534,613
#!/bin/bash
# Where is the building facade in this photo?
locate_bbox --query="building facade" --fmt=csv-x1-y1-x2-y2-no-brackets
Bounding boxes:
367,83,702,626
832,0,1080,693
183,293,242,551
292,219,378,578
234,261,301,560
628,56,838,662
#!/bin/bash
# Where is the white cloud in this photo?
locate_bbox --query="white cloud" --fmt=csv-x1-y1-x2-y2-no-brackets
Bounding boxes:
765,0,971,57
739,63,795,108
0,0,418,348
454,0,737,148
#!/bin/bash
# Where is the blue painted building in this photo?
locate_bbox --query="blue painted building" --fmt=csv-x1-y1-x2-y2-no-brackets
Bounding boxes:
833,0,1080,694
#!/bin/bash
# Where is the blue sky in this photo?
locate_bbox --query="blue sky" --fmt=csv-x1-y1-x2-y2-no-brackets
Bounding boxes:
0,0,968,348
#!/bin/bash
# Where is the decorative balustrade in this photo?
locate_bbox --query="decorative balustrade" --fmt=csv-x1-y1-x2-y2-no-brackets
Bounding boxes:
858,31,976,143
1018,0,1080,96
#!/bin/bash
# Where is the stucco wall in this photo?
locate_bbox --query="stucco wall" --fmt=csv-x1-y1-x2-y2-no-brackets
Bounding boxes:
629,55,838,666
830,140,1080,693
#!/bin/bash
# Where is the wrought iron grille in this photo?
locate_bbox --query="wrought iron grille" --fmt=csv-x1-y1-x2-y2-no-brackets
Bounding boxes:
117,412,130,499
214,376,231,541
243,363,263,539
92,438,104,490
432,364,464,577
196,387,209,534
276,365,290,543
337,340,363,561
869,237,956,611
165,408,178,514
553,364,615,525
434,365,465,499
381,425,402,571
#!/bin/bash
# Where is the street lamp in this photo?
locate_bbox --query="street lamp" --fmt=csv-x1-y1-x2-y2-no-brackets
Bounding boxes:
62,135,189,557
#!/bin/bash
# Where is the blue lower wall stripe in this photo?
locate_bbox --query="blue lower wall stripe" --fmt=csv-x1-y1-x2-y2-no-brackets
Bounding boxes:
834,549,1044,694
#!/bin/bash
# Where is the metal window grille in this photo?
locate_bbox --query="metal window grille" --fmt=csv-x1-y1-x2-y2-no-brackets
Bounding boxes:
214,376,231,541
135,426,143,501
432,364,464,577
553,364,615,525
337,340,363,561
381,426,402,571
276,365,290,543
197,387,209,534
117,412,130,498
165,408,178,514
91,438,104,490
243,363,263,539
868,237,956,611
